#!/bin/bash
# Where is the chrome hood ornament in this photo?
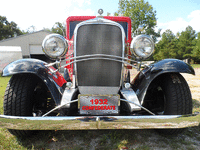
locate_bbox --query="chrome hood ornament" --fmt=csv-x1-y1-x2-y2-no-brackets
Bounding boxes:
97,9,104,18
98,9,103,15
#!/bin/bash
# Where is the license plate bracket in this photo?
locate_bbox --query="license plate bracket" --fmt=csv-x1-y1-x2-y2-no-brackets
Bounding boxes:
79,94,119,115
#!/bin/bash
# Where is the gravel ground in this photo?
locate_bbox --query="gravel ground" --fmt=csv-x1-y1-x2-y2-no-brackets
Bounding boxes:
182,68,200,102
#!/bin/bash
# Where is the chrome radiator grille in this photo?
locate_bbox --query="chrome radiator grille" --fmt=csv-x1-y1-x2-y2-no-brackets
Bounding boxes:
75,23,123,94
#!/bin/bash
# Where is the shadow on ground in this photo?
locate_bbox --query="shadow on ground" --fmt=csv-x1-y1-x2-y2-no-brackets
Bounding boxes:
15,125,200,150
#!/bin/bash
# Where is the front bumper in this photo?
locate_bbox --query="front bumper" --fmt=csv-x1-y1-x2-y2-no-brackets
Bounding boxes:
0,114,199,130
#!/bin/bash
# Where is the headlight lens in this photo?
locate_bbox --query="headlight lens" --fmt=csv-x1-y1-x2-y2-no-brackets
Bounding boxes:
130,35,154,59
42,34,68,60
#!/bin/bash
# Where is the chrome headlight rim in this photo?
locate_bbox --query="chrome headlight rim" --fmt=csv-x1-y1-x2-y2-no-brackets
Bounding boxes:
130,34,154,60
42,34,68,60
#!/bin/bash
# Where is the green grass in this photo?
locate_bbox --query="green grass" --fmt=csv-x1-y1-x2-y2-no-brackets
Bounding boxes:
191,64,200,69
193,99,200,113
0,76,10,115
0,75,200,149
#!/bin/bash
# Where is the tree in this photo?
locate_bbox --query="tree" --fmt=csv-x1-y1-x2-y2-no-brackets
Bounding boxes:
154,29,178,60
26,25,36,33
191,32,200,62
107,12,111,16
51,22,66,36
118,0,160,41
0,16,23,40
177,26,196,60
114,12,119,16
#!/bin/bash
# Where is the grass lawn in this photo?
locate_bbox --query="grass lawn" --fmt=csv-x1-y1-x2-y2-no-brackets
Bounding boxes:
191,64,200,69
0,76,26,149
0,76,10,115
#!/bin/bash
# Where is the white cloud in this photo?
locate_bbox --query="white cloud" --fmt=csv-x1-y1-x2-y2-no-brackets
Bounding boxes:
188,10,200,19
0,0,93,31
64,0,91,8
158,18,189,34
69,7,95,16
187,10,200,32
0,0,71,30
85,0,91,5
158,10,200,34
74,0,91,7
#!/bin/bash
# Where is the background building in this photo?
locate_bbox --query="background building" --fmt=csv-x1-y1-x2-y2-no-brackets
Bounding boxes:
0,46,22,72
0,30,52,62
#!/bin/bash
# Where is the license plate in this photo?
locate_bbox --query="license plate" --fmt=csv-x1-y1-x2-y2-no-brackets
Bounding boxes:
79,94,119,115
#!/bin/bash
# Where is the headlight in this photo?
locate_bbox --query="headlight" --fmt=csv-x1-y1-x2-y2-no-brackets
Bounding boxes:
130,35,154,59
42,34,68,60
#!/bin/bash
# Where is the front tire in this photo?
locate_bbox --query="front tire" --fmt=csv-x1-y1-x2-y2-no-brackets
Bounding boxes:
3,74,55,137
144,73,193,134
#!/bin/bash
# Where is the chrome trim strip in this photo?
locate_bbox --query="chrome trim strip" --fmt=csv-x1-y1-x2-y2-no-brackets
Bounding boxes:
50,57,137,74
72,75,76,89
73,17,126,87
62,57,137,69
0,114,199,130
63,54,137,64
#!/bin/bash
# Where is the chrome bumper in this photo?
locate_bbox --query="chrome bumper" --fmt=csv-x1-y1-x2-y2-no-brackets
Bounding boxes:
0,114,199,130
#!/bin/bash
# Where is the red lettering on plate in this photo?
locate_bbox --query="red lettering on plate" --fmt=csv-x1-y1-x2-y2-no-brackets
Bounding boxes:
89,106,94,110
90,99,93,105
95,99,98,105
104,99,108,104
82,105,116,111
90,99,109,105
99,99,103,104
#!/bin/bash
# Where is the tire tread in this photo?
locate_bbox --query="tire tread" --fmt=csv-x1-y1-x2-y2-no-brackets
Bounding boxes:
3,74,37,137
156,73,192,135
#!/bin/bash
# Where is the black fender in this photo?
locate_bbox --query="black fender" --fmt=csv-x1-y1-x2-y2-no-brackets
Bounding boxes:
131,59,195,103
2,58,66,105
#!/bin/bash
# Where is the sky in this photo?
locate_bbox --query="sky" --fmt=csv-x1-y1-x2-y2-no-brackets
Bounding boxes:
0,0,200,36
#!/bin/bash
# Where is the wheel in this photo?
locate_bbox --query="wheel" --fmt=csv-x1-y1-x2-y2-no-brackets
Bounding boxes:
3,74,55,137
143,73,193,134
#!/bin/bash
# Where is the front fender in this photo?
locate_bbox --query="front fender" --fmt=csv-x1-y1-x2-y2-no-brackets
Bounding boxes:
2,59,67,105
131,59,195,103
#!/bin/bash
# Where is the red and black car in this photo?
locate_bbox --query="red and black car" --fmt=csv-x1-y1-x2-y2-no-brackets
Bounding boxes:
0,9,199,137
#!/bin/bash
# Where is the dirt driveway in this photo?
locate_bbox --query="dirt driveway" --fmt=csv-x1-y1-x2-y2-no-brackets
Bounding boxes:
182,68,200,102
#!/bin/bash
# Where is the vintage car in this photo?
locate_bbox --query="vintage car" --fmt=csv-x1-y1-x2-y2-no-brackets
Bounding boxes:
0,9,199,137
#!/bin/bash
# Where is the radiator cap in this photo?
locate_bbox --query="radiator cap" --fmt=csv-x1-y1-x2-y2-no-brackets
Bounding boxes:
98,9,103,15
